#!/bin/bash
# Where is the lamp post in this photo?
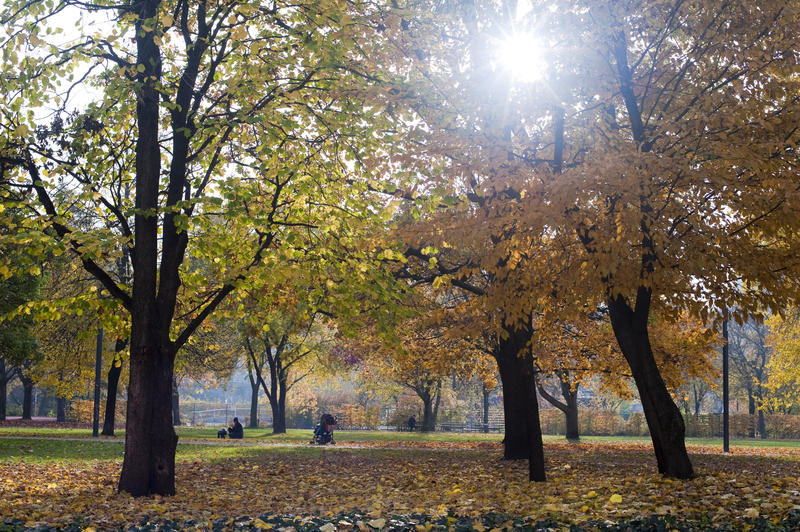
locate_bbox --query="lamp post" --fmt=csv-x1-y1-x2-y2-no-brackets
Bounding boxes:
722,313,730,453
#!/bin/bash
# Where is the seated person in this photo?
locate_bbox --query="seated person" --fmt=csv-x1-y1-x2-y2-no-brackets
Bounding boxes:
227,417,244,439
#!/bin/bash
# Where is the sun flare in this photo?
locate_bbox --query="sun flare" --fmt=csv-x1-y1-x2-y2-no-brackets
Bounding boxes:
496,33,548,83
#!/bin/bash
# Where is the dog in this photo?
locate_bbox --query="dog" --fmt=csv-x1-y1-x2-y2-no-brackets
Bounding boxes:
217,429,227,439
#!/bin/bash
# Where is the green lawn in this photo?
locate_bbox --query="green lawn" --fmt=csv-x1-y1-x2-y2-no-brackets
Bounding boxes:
1,425,799,448
0,436,456,464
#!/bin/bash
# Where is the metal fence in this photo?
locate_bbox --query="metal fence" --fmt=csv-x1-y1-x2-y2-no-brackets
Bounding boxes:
185,405,271,427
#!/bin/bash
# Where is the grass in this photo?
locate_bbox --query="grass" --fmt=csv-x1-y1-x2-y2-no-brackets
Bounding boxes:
174,426,506,442
553,434,800,448
0,436,466,464
1,425,799,448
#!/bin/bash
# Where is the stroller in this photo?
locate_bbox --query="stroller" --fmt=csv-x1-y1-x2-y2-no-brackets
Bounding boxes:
310,413,337,445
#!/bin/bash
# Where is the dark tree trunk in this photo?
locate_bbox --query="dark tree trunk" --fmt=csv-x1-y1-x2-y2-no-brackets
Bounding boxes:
20,371,34,420
57,397,67,422
0,359,9,421
102,343,124,435
431,379,442,430
521,356,546,482
608,289,693,479
560,380,580,441
270,395,286,434
538,376,580,441
494,338,531,460
171,377,181,426
747,384,756,438
420,388,435,432
564,399,579,441
492,323,545,480
558,378,581,441
117,330,178,496
482,384,490,433
755,389,767,439
268,376,288,434
248,374,259,428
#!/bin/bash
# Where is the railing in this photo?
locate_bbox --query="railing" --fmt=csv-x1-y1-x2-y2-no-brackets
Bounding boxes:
436,421,504,433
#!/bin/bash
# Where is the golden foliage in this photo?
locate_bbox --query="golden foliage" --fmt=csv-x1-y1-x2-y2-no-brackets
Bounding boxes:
765,310,800,411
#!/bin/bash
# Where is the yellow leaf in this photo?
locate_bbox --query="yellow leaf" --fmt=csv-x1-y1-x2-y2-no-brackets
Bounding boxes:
252,518,272,529
609,493,623,504
368,518,386,529
13,124,29,137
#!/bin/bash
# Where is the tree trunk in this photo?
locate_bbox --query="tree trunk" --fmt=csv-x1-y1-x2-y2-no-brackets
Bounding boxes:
519,354,546,481
755,389,767,439
0,361,8,421
494,337,531,460
482,384,490,433
270,397,286,434
117,330,179,496
248,376,259,429
270,378,287,434
102,343,124,436
431,379,442,430
20,371,34,420
492,323,545,480
561,381,580,442
57,396,67,423
420,388,435,432
747,385,756,438
171,377,181,426
0,358,15,421
608,290,694,479
539,376,581,442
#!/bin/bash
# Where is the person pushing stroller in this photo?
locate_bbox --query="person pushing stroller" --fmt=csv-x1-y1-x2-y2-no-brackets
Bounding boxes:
310,413,337,445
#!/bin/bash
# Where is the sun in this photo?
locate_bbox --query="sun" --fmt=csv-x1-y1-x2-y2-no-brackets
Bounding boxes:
496,33,548,83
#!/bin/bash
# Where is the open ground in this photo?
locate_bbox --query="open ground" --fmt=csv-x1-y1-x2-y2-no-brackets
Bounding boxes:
1,426,799,530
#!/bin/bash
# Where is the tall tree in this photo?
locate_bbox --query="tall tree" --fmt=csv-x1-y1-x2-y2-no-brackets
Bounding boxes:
0,199,42,420
764,311,800,414
728,318,771,437
381,0,800,479
1,0,399,495
243,311,333,434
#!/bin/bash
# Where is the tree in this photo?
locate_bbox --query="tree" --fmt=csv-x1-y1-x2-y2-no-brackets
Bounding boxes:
1,0,399,495
0,358,16,421
243,311,333,434
765,311,800,414
356,296,496,433
29,258,104,424
534,310,716,441
0,200,42,420
727,318,771,436
381,0,800,479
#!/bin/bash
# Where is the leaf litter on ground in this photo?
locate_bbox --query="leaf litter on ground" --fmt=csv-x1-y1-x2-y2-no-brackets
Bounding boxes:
0,441,799,530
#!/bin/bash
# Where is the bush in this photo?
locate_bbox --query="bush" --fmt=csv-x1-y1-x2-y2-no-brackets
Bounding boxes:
540,407,800,439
